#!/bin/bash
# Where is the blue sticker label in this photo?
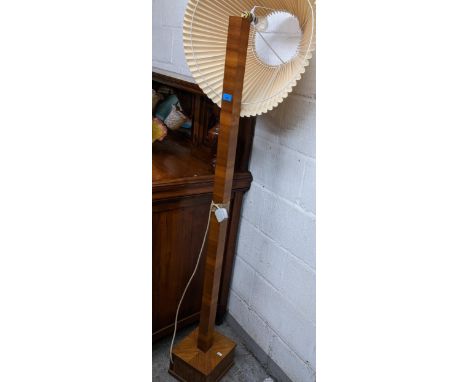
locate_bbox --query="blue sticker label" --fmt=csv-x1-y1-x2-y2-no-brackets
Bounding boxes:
222,93,233,102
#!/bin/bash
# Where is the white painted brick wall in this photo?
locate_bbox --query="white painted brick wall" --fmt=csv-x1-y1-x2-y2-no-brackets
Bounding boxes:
153,2,316,380
230,61,316,380
152,0,192,79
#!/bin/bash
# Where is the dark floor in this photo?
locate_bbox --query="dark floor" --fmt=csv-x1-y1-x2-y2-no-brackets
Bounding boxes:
153,322,273,382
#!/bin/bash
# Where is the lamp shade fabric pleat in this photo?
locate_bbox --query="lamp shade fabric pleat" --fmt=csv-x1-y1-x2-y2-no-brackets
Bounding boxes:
183,0,316,117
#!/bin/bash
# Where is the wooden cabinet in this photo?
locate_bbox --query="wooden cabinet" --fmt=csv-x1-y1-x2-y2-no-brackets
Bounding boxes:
152,72,255,341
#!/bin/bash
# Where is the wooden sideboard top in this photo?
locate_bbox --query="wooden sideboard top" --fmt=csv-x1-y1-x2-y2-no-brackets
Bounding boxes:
153,134,213,182
153,134,252,201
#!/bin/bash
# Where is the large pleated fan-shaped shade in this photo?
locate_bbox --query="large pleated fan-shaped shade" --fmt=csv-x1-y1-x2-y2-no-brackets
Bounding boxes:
183,0,315,117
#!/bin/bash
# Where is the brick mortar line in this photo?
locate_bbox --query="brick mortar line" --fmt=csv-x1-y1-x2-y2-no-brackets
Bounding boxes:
232,256,315,325
239,211,316,271
230,289,316,370
289,92,316,103
250,180,316,219
239,217,316,273
253,129,316,162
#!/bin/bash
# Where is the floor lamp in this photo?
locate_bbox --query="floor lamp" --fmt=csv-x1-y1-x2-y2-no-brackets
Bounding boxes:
169,2,315,380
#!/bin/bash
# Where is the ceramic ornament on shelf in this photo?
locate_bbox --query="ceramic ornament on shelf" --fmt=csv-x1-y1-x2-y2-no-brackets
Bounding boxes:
183,0,316,117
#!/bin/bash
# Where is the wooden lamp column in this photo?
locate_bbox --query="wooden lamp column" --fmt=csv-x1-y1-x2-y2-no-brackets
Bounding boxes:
169,15,251,382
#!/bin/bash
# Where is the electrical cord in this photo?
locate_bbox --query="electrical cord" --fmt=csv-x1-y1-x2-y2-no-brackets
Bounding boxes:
169,201,214,364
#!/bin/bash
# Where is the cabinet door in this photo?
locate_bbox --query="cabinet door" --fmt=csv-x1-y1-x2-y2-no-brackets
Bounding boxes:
152,197,210,339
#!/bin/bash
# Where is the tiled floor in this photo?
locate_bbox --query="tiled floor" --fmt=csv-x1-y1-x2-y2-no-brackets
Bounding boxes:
153,322,273,382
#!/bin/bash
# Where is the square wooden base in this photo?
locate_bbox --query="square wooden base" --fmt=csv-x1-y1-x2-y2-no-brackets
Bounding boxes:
169,328,236,382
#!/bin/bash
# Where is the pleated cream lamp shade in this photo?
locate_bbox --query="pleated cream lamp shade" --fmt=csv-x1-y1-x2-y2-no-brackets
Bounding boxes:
183,0,316,117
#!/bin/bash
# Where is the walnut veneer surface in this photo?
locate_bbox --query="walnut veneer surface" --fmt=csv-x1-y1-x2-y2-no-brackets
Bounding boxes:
153,135,213,182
